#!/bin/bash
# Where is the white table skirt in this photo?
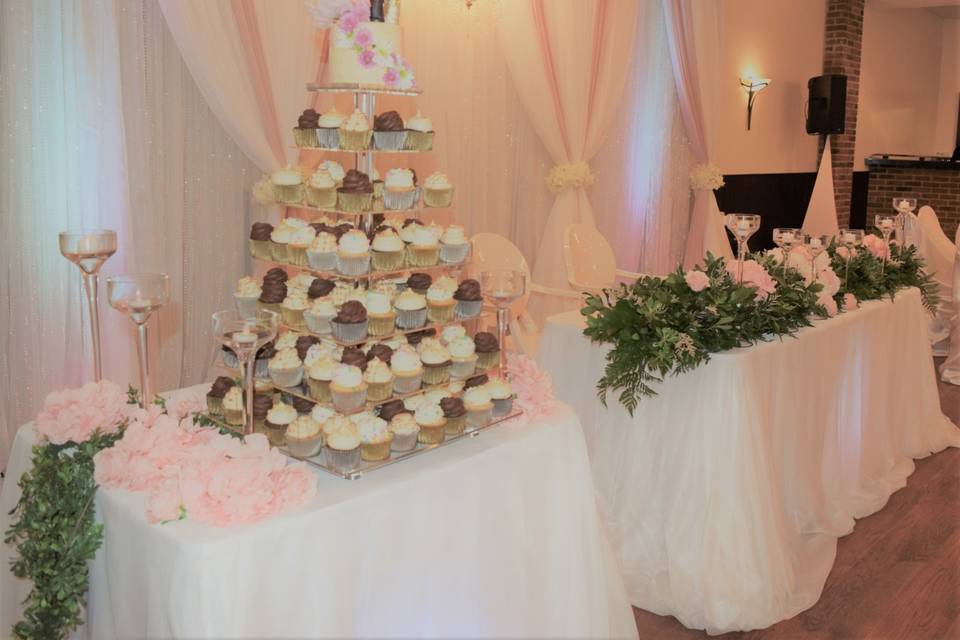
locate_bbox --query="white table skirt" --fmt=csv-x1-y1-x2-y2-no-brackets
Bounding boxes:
539,287,960,635
0,401,637,639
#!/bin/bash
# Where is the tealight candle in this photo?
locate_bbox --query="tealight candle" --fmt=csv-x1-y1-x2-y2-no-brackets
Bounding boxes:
782,232,794,243
809,238,822,248
737,219,749,231
235,328,256,346
843,232,855,243
881,219,893,230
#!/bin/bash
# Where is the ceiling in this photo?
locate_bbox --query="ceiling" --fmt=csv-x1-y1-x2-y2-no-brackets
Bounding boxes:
867,0,960,17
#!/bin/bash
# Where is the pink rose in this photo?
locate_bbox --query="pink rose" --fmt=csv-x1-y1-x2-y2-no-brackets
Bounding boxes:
353,27,372,48
818,292,839,317
862,234,890,260
358,48,376,69
684,269,710,292
843,293,858,311
34,380,128,445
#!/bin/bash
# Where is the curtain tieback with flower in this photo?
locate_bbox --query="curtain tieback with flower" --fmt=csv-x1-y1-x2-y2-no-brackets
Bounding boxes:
546,161,595,195
689,163,724,191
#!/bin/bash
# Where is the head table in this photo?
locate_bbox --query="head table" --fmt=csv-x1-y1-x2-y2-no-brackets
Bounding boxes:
0,399,637,639
539,287,959,635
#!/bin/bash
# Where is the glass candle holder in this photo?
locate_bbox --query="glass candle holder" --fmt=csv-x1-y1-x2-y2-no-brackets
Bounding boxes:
875,214,897,275
772,227,801,278
724,214,761,284
212,309,279,435
837,228,863,289
802,234,831,282
891,197,917,247
479,270,526,379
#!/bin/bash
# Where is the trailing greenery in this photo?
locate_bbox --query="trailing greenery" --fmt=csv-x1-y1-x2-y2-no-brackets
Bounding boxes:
4,430,123,640
582,243,939,415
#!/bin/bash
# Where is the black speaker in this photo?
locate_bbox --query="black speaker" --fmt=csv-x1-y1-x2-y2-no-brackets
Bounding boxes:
806,74,847,135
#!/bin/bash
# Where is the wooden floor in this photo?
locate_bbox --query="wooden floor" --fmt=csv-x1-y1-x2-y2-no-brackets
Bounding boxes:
633,359,960,640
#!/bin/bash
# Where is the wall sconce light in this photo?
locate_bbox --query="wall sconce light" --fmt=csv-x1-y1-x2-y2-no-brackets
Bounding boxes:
739,77,771,130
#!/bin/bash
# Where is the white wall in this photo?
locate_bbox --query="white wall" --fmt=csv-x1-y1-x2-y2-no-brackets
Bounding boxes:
714,0,825,175
934,19,960,155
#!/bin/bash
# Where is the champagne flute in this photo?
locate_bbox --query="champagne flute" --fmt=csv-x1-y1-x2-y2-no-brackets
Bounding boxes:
837,228,863,290
59,230,117,381
724,214,761,284
212,309,279,435
479,270,526,379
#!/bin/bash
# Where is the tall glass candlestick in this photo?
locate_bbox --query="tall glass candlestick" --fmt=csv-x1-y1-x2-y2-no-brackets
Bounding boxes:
106,274,170,407
59,230,117,380
724,214,761,284
212,309,279,435
802,234,831,282
875,214,896,275
772,227,801,279
479,270,526,379
837,228,863,290
891,197,917,247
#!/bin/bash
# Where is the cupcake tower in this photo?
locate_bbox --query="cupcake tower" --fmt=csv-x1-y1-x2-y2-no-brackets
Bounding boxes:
231,83,518,478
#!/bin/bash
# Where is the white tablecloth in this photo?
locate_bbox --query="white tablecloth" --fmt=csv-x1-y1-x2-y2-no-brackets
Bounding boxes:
0,401,637,639
539,287,960,635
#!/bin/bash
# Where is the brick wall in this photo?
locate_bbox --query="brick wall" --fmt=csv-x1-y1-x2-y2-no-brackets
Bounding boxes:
866,167,960,242
819,0,865,228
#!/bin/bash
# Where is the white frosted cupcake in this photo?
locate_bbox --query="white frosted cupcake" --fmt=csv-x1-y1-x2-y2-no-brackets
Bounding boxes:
263,400,297,446
234,276,261,318
371,228,405,272
287,225,316,267
423,172,453,208
281,292,309,331
394,289,427,330
306,231,338,272
339,108,372,151
268,347,303,389
404,110,434,151
415,403,447,444
426,282,456,324
389,413,420,452
324,424,361,474
321,160,346,188
271,167,305,205
269,224,294,263
306,355,337,402
440,225,470,264
363,357,395,402
487,377,514,416
419,338,452,386
407,225,440,267
357,414,393,461
384,168,418,210
441,325,467,345
336,229,371,276
449,335,478,379
223,386,244,426
305,167,337,209
285,415,324,459
317,107,344,150
303,296,336,335
366,291,397,337
463,386,493,429
330,364,368,414
391,345,423,394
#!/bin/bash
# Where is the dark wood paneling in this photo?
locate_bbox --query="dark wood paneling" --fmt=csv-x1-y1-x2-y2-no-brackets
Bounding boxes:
851,170,868,230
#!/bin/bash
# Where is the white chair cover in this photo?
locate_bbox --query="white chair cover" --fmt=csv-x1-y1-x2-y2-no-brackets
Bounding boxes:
917,206,956,353
940,226,960,385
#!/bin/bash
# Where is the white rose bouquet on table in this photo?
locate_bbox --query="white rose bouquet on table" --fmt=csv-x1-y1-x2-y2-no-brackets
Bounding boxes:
689,163,725,191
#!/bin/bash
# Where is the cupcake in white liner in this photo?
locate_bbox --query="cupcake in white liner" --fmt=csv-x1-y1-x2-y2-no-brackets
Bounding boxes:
439,225,470,264
306,355,336,402
426,282,456,324
248,222,273,260
418,338,451,386
324,423,361,474
448,335,478,379
330,364,368,414
371,227,405,272
423,172,454,208
223,385,245,426
271,166,305,205
394,289,427,330
306,231,338,272
383,168,418,210
373,110,407,151
330,300,368,344
262,400,296,446
357,414,393,461
363,357,395,402
268,347,303,389
305,167,337,209
280,292,310,331
285,415,324,459
453,279,483,319
406,225,440,267
463,386,494,430
440,396,468,435
316,107,344,150
338,108,372,151
389,413,420,452
391,345,423,394
365,291,397,337
234,276,261,318
487,376,515,417
415,403,447,445
403,110,434,151
474,331,501,371
336,229,371,276
303,296,336,335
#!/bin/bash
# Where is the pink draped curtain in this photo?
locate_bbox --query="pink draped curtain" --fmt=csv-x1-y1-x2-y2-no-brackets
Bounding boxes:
498,0,639,317
662,0,734,267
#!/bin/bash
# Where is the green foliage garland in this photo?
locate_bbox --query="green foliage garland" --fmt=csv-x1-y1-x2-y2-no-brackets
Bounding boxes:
827,239,940,314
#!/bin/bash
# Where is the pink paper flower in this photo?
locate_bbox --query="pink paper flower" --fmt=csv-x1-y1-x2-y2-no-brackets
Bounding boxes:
818,292,839,317
34,380,128,445
506,353,557,422
684,269,710,292
728,259,777,301
843,293,858,310
382,67,399,86
358,48,376,69
353,27,372,48
862,234,890,260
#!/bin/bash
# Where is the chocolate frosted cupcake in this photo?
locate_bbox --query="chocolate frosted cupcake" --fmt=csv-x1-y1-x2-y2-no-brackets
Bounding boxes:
252,393,273,434
331,301,369,344
340,346,369,372
249,222,273,260
441,397,467,435
307,278,335,299
263,267,289,285
293,108,320,147
474,332,500,371
295,335,320,361
464,373,489,389
407,272,433,295
366,343,394,365
290,395,316,414
373,110,407,151
206,376,235,416
258,280,287,314
378,398,409,421
405,327,436,346
337,169,374,213
454,279,483,319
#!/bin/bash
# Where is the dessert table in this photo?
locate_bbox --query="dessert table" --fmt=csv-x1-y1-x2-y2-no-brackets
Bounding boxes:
539,287,960,635
0,399,637,639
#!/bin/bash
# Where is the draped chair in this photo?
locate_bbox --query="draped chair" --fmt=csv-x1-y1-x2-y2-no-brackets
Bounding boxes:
917,206,956,354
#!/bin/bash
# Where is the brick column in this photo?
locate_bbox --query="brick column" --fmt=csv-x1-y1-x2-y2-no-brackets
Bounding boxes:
819,0,864,228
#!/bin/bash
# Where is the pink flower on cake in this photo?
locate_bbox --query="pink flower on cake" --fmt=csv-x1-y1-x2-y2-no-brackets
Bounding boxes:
727,259,777,301
817,292,839,317
862,234,890,260
34,380,128,445
684,269,710,292
358,48,376,69
843,293,858,311
353,26,372,48
382,67,399,86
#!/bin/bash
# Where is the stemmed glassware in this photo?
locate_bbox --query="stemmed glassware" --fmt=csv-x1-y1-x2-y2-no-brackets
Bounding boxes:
724,214,761,284
875,214,897,275
479,270,526,379
802,234,831,282
837,228,864,290
891,197,917,247
59,230,117,381
212,309,279,435
106,274,170,407
772,227,801,278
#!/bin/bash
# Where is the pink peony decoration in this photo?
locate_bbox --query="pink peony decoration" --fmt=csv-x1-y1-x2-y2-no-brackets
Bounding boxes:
358,48,377,69
836,245,857,259
164,389,207,422
816,265,841,297
817,292,839,317
506,353,558,422
34,380,128,445
843,293,858,311
862,234,890,260
382,67,399,86
727,259,777,301
353,26,372,48
684,269,710,292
